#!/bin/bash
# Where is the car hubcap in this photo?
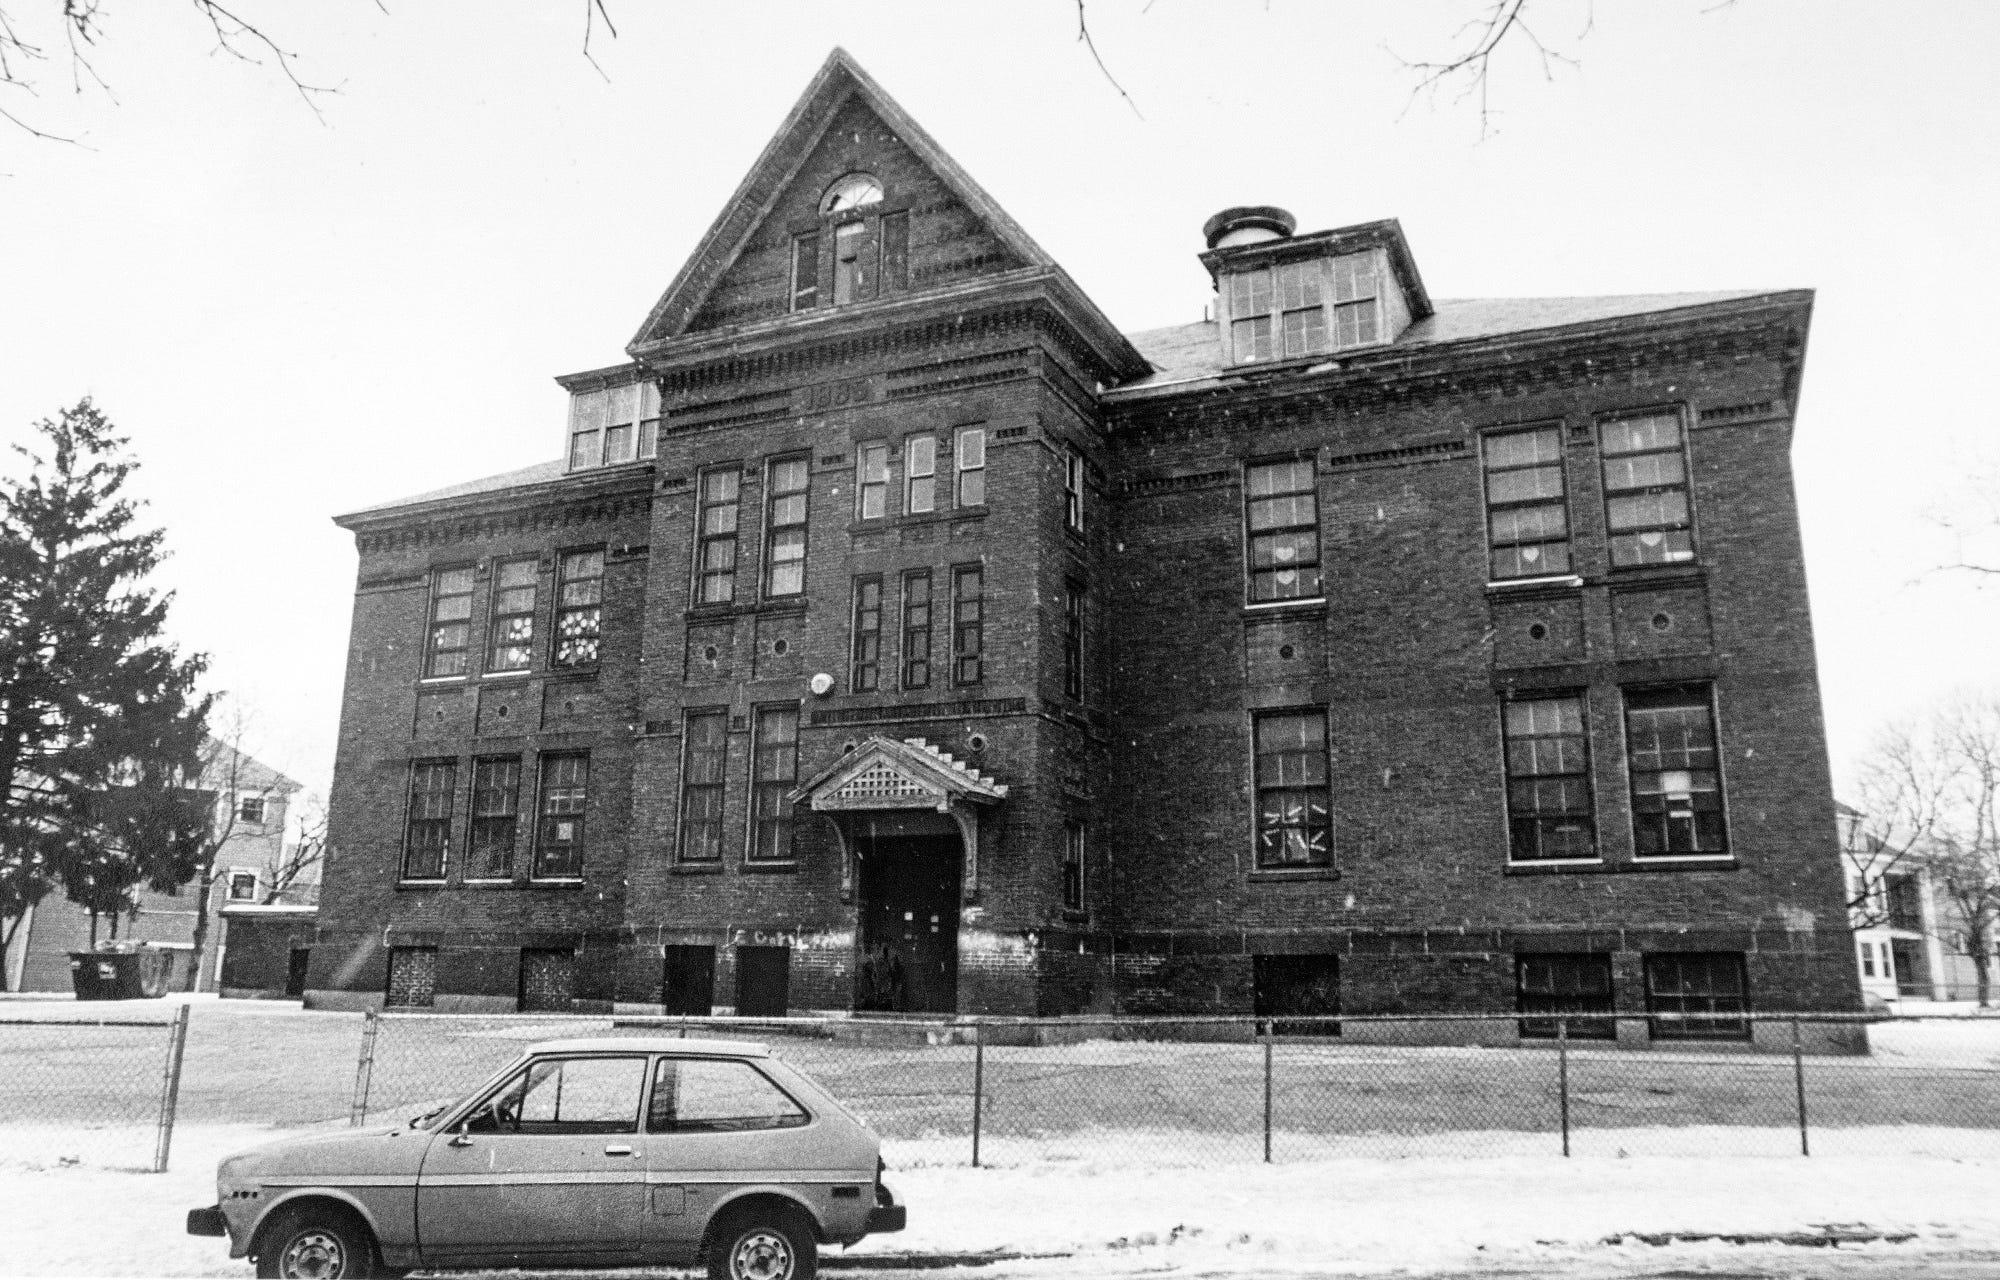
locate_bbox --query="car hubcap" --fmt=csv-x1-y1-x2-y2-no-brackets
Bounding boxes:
730,1228,794,1280
280,1229,347,1279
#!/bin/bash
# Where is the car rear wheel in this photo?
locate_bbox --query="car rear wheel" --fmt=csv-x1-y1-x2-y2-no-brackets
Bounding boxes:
708,1208,817,1280
255,1207,377,1280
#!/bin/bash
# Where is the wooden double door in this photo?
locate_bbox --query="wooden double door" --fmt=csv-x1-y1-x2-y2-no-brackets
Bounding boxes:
856,834,961,1014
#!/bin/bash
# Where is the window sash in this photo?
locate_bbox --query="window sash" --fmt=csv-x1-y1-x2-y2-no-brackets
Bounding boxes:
1516,953,1616,1039
696,468,740,604
1245,460,1322,601
1644,952,1750,1040
857,442,889,520
1253,711,1331,868
952,566,984,686
553,550,604,669
748,707,799,862
1502,696,1595,861
488,558,539,672
1064,450,1085,532
901,570,932,690
905,436,936,514
763,456,809,599
1600,413,1696,567
1227,253,1383,364
1062,583,1084,700
469,758,521,878
1624,687,1727,857
404,762,456,880
955,427,986,507
1484,427,1573,580
425,567,476,677
678,711,728,863
790,232,819,311
850,576,882,692
534,754,588,879
1062,822,1085,912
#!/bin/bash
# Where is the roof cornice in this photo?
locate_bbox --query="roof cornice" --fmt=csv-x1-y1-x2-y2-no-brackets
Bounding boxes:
1105,289,1812,415
332,464,653,533
633,265,1148,384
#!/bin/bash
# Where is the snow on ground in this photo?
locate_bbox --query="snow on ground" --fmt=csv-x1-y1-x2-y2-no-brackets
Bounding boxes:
5,1122,1997,1278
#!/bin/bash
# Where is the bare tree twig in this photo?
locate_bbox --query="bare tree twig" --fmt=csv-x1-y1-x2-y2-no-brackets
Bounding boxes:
189,0,336,123
1075,0,1143,120
1388,0,1579,139
579,0,617,85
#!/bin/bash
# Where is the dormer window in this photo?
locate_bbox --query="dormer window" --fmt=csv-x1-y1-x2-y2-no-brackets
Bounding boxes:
567,381,660,472
1224,250,1385,365
791,173,908,312
1200,210,1429,370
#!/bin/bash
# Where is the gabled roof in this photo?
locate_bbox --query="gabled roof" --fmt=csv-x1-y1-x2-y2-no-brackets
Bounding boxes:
629,48,1061,351
790,735,1008,812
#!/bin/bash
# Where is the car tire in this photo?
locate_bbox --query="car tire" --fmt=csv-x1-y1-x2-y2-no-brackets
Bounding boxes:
255,1207,378,1280
707,1207,818,1280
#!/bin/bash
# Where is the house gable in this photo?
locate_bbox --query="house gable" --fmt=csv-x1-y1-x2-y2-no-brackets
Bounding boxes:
629,49,1054,351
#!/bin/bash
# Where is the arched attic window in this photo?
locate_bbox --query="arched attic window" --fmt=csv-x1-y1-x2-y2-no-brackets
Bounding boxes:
791,172,908,311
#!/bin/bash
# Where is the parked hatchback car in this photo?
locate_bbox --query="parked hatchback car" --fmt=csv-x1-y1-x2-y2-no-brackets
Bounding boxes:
187,1036,905,1279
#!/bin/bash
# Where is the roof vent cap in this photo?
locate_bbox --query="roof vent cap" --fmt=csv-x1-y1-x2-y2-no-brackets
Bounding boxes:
1203,206,1296,250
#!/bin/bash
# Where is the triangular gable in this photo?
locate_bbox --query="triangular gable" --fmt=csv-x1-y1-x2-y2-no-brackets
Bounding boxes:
629,49,1058,350
792,735,1008,812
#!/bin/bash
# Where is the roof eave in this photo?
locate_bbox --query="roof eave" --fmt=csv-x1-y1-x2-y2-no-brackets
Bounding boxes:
332,464,652,532
1106,288,1813,409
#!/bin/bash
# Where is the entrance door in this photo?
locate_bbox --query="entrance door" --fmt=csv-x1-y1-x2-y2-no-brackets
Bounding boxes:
1891,939,1927,998
284,948,310,998
857,834,960,1014
662,946,714,1016
735,945,790,1017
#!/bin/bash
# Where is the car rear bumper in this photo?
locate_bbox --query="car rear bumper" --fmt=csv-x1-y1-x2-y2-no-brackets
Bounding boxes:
867,1183,906,1234
186,1206,228,1237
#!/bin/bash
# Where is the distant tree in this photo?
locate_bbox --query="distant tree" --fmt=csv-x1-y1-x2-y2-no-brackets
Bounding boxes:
1856,692,2000,1008
177,713,284,991
260,793,327,905
0,399,210,988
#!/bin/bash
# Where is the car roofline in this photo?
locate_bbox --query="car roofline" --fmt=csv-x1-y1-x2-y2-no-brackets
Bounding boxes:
525,1036,772,1057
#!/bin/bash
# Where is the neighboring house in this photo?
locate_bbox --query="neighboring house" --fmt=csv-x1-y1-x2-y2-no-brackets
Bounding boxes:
1843,801,1996,1004
3,743,304,993
311,51,1861,1045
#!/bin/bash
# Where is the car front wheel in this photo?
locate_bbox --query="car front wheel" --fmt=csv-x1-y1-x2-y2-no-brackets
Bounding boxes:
708,1208,817,1280
255,1207,377,1280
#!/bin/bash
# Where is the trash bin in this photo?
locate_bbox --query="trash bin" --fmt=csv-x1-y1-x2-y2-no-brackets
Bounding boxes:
69,949,146,1000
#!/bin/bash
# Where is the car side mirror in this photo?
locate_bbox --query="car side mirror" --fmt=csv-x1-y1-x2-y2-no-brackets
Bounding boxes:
448,1122,473,1147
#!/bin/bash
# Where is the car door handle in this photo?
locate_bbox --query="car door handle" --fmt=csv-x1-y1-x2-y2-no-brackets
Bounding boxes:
604,1144,635,1157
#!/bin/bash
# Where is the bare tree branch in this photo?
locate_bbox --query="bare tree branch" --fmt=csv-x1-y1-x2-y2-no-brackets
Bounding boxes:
579,0,616,85
1388,0,1580,138
1075,0,1143,120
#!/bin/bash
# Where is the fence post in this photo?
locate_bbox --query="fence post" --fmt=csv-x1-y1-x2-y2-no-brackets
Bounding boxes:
349,1009,381,1128
1557,1016,1571,1158
1792,1016,1810,1157
970,1022,984,1169
1262,1022,1273,1164
152,1004,192,1173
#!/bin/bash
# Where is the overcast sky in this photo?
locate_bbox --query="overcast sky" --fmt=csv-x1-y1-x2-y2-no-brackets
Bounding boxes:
2,1,1996,803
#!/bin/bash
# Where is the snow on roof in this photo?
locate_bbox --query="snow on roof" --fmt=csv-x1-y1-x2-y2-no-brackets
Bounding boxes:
1117,290,1785,392
338,459,568,520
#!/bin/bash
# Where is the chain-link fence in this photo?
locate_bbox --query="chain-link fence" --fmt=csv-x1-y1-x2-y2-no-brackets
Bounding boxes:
344,1010,2000,1166
0,1007,190,1172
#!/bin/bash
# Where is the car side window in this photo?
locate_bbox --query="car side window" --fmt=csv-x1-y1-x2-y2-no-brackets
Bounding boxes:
648,1058,809,1134
461,1056,645,1136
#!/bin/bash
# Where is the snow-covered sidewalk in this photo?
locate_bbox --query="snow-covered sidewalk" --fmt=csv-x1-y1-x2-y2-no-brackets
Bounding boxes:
6,1122,1998,1277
